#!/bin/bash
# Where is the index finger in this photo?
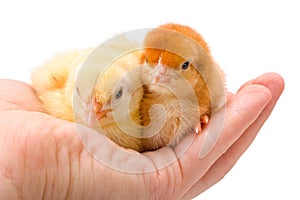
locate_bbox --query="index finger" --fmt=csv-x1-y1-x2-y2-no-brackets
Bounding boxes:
175,83,272,192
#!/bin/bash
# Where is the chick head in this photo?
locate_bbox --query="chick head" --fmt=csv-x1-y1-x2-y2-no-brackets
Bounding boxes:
142,23,213,89
89,51,144,148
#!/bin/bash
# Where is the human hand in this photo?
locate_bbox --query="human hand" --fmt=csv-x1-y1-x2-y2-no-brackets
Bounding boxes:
0,72,284,199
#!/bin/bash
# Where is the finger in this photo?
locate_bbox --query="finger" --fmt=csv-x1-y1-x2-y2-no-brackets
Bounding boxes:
238,72,283,93
197,73,283,162
200,84,272,167
181,73,284,199
0,79,41,111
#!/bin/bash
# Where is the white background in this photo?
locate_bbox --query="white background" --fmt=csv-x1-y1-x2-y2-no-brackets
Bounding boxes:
0,0,299,199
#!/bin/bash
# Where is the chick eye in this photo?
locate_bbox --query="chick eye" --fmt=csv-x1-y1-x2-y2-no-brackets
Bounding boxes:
181,61,190,70
115,87,123,99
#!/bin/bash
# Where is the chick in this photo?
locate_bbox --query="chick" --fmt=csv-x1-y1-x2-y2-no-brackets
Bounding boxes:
32,45,145,151
140,23,225,150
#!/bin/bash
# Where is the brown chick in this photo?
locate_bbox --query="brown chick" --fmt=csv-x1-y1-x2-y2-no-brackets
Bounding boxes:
140,23,225,150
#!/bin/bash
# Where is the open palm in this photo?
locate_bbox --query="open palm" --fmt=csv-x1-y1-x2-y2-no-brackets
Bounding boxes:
0,73,284,199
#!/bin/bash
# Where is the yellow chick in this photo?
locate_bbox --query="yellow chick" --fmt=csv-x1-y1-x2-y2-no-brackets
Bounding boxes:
31,43,145,151
140,23,226,150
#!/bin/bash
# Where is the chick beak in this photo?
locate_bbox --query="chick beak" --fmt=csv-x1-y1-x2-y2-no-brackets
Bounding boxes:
93,102,112,120
151,64,170,84
87,99,112,126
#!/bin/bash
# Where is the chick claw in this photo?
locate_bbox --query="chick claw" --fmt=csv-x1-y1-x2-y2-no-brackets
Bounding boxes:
194,123,201,134
195,115,209,134
200,115,209,126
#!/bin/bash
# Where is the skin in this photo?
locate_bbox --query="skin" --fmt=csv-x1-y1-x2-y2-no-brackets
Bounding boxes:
0,72,284,199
